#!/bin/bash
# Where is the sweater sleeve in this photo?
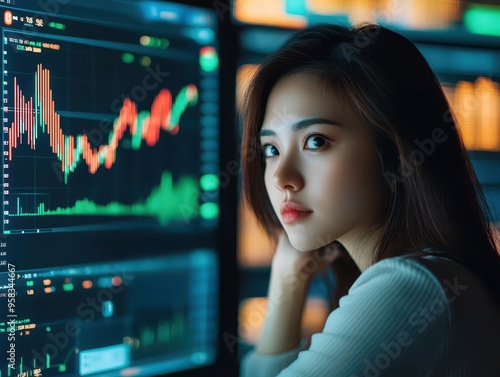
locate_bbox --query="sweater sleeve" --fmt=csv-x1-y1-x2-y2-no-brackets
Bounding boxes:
240,256,451,377
240,338,309,377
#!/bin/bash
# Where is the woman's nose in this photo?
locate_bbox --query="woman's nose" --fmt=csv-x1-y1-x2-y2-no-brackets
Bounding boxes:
272,153,304,192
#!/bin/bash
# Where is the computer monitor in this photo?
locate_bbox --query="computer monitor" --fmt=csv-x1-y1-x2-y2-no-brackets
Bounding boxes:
0,1,237,376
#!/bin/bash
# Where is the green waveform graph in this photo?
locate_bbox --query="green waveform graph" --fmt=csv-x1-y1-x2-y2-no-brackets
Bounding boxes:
10,172,201,225
136,310,188,353
139,315,184,347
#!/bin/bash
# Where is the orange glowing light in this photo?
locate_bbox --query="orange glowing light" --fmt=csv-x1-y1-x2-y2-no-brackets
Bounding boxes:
238,200,274,267
476,77,499,150
443,77,500,151
112,276,122,287
238,297,329,344
378,0,460,30
4,11,12,26
233,0,459,30
233,0,306,28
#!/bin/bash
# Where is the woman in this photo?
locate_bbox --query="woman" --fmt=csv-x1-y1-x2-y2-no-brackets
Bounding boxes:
240,23,500,376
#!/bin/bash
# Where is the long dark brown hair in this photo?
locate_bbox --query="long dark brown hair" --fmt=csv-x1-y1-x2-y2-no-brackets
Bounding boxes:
241,23,500,300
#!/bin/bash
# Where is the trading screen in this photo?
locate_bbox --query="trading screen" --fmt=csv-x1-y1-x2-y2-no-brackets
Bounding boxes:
0,0,220,376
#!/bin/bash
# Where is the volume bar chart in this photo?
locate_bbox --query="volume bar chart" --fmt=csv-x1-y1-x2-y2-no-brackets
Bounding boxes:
9,172,199,225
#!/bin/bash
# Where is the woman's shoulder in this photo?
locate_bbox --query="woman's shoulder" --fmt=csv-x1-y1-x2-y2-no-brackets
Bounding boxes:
349,251,446,294
341,250,500,372
351,249,500,322
357,247,483,284
357,249,474,287
337,252,453,323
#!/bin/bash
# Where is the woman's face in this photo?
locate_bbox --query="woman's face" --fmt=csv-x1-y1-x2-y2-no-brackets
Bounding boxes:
260,73,388,252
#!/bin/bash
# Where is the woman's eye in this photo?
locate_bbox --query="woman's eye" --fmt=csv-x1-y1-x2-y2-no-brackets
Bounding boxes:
262,144,279,157
305,135,327,150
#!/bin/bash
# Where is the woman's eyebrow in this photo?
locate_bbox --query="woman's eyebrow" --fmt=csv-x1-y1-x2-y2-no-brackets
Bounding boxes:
291,117,342,131
259,117,342,137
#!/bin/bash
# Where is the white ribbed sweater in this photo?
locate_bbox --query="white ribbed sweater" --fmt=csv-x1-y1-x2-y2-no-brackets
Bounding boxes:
240,253,500,376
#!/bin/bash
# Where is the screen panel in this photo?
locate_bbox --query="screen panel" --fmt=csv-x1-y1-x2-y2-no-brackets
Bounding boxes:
0,1,225,376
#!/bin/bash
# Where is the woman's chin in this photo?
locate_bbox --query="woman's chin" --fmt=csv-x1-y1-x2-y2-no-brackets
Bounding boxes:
287,236,317,252
287,231,342,253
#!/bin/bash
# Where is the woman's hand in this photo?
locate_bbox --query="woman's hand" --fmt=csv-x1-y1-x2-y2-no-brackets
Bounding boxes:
256,231,360,354
256,231,343,354
271,231,347,282
271,231,361,310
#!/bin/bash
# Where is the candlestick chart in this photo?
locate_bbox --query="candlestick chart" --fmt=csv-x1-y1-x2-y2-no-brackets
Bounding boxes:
8,64,199,184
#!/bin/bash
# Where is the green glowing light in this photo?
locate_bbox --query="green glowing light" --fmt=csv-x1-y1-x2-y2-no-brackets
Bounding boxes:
200,202,219,219
49,22,66,30
26,281,34,286
121,53,134,64
200,49,218,72
46,326,51,332
140,36,168,48
140,56,151,67
140,35,150,46
200,174,219,191
160,38,169,49
464,5,500,37
62,283,74,292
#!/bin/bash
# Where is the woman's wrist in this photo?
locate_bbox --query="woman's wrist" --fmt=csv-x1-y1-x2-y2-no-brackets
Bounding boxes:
267,266,311,309
255,265,312,354
271,251,319,284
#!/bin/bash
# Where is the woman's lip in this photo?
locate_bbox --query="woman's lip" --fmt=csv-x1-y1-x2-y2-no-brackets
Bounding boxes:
281,210,312,224
280,202,312,213
280,202,313,224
